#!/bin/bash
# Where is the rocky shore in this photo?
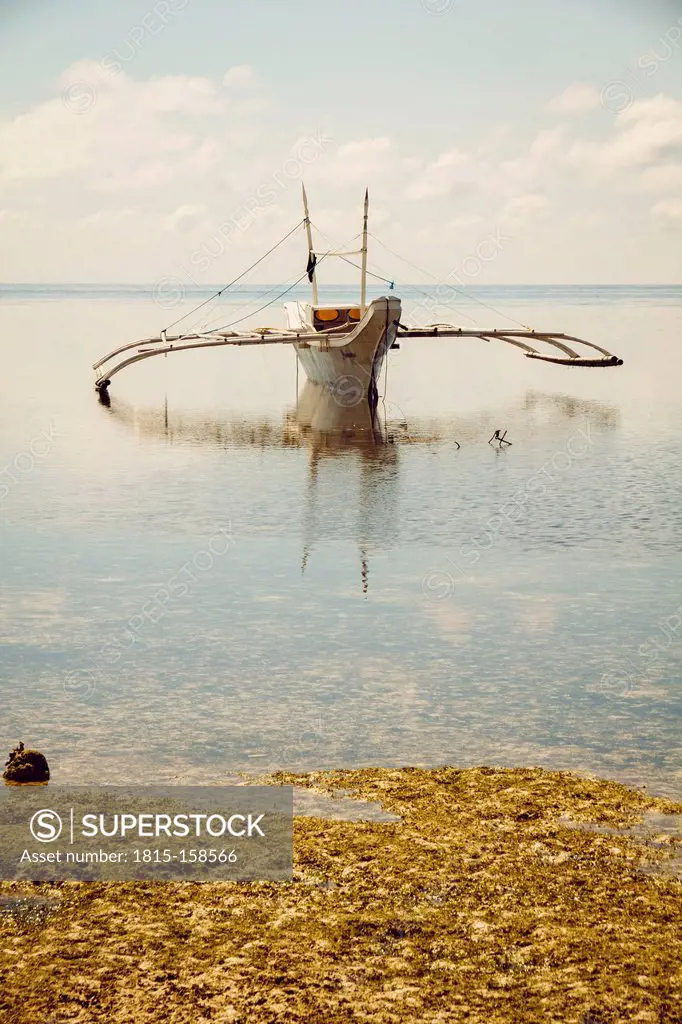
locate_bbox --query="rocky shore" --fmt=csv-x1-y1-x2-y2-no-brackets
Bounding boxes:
1,766,681,1023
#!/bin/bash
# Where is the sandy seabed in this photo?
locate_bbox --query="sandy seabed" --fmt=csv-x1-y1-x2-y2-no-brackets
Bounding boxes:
1,766,681,1024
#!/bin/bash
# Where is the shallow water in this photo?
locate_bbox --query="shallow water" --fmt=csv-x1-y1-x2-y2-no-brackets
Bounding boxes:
1,284,681,796
560,812,682,879
0,895,64,928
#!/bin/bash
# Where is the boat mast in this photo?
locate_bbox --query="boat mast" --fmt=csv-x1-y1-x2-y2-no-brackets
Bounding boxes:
302,183,318,305
360,187,369,313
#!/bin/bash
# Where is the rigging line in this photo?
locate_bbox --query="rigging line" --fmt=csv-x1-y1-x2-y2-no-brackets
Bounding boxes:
308,221,397,297
207,256,331,334
309,221,398,290
310,219,480,325
385,274,482,327
309,223,365,263
194,265,307,332
192,225,337,334
195,267,306,332
337,250,482,327
194,278,266,333
334,253,395,286
309,220,473,335
190,237,311,334
381,354,389,443
312,219,435,297
383,313,389,400
336,253,481,325
175,232,305,337
201,274,309,333
163,219,305,333
371,230,530,330
369,231,532,330
311,225,362,250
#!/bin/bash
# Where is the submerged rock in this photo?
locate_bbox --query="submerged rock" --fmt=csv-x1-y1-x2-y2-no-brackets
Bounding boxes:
3,742,50,783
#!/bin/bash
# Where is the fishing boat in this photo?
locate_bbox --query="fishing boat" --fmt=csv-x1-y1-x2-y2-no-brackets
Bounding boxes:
92,188,623,404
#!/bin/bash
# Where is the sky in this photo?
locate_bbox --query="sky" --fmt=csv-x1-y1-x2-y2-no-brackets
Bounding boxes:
0,0,681,284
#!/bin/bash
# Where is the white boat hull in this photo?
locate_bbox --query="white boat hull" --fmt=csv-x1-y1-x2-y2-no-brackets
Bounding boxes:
287,296,402,403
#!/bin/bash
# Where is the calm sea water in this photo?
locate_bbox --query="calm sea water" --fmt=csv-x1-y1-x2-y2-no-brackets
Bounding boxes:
1,284,681,796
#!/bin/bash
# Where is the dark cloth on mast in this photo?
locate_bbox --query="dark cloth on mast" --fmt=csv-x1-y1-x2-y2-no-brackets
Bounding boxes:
306,251,317,283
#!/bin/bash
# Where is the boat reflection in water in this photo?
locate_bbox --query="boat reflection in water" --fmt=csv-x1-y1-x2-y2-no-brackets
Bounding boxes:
101,383,618,594
101,380,410,447
103,382,407,595
101,379,618,453
292,384,402,594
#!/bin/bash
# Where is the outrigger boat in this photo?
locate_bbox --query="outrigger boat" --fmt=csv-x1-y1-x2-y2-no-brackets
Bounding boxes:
93,188,623,403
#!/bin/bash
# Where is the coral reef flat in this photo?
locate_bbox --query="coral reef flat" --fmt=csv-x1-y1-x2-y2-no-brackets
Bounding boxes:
1,766,681,1023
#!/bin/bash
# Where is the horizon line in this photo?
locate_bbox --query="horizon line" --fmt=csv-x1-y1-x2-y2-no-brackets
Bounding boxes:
1,282,681,289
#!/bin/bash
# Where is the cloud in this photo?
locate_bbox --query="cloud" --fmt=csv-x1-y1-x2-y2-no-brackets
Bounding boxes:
447,216,485,231
163,204,207,231
405,148,472,200
338,136,391,162
0,60,262,191
493,125,568,196
1,57,680,284
569,94,682,174
93,140,222,193
529,124,569,159
79,208,137,228
223,65,258,90
501,193,550,228
618,94,682,125
548,84,600,114
59,61,229,114
637,164,682,191
652,198,682,221
306,136,392,187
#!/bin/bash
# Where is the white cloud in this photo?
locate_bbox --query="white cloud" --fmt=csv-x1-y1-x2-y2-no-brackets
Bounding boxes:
529,124,569,159
652,198,682,221
503,193,550,215
338,136,391,161
306,136,392,188
58,61,228,114
501,193,551,229
163,204,207,231
0,60,262,191
548,84,600,114
79,208,137,228
618,94,682,125
93,139,222,193
405,148,471,200
223,65,258,90
494,126,568,196
1,58,680,284
569,94,682,174
638,164,682,191
447,216,485,231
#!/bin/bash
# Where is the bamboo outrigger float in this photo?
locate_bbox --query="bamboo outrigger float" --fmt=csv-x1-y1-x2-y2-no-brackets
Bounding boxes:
93,188,623,402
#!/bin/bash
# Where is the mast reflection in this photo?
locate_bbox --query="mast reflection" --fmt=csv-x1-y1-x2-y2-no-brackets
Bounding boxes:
101,384,618,594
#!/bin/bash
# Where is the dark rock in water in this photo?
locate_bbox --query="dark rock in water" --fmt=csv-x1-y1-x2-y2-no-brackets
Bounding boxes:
3,742,50,783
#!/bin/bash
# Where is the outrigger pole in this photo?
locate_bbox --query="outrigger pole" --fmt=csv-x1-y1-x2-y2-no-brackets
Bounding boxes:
302,183,318,305
360,187,369,313
92,322,622,394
